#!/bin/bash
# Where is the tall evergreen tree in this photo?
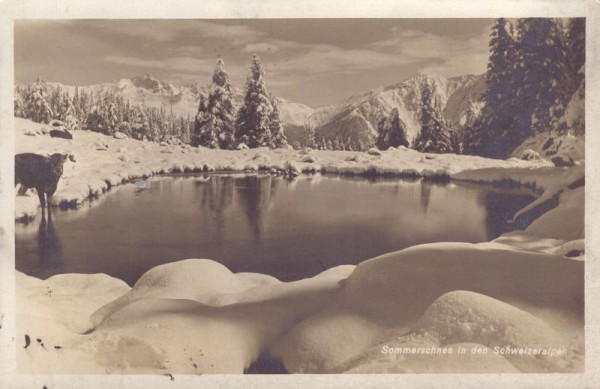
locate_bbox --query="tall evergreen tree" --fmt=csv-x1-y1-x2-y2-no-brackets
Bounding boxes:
107,102,119,135
235,55,273,148
517,18,568,134
414,83,454,153
475,18,521,158
376,108,409,150
24,78,53,124
305,127,317,149
193,58,237,149
131,104,149,140
461,95,482,155
268,98,287,148
191,94,210,147
565,18,585,96
14,86,24,118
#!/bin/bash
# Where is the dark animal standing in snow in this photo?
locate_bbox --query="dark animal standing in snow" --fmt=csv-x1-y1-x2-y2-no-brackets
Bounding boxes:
15,152,76,213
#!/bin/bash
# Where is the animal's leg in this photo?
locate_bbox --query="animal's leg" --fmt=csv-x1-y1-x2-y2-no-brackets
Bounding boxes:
37,190,46,211
17,184,29,196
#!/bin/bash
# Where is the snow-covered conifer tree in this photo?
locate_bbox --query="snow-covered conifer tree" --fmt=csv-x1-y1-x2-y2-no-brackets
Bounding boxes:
193,58,237,149
235,55,273,148
376,108,409,150
473,18,521,158
414,83,453,153
107,102,119,135
192,93,219,148
305,127,317,149
268,98,288,148
14,86,24,118
131,104,149,140
24,78,53,124
517,18,568,134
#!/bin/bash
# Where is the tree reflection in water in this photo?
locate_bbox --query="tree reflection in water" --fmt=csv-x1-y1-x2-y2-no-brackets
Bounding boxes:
196,175,235,243
234,174,279,242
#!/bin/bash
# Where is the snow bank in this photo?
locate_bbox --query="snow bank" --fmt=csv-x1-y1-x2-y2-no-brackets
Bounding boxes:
270,242,583,373
334,290,581,374
526,186,584,240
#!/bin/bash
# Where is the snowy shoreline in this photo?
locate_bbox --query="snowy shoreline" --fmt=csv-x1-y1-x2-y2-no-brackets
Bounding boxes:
15,117,569,223
15,117,585,374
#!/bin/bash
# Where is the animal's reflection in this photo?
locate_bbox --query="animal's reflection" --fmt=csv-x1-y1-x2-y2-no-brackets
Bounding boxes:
37,209,63,269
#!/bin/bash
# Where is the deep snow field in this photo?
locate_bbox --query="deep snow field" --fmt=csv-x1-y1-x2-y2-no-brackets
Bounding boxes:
14,118,584,374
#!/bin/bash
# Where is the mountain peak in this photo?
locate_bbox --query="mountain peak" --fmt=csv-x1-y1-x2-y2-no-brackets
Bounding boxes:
405,72,448,87
131,74,163,91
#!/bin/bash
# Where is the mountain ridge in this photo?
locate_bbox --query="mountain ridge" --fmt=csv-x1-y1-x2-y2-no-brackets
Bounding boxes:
42,71,486,147
308,72,486,147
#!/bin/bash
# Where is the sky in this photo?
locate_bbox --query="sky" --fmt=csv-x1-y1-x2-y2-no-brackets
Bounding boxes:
15,19,494,107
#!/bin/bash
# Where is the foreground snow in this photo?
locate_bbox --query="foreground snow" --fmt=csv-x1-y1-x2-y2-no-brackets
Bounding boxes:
17,243,583,374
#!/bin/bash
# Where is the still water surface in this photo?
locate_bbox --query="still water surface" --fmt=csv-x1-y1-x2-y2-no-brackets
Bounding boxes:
16,174,534,285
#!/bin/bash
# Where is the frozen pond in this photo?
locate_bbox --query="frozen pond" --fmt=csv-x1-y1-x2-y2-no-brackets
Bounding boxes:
16,174,535,285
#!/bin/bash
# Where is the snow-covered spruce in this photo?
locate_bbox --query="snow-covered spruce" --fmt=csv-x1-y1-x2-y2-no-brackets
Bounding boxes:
191,57,237,149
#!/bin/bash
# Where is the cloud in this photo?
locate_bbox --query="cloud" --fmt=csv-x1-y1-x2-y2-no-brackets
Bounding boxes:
368,28,490,76
191,21,266,45
92,20,265,45
242,39,306,54
172,45,204,55
243,42,282,53
99,21,186,42
267,43,414,77
103,55,212,74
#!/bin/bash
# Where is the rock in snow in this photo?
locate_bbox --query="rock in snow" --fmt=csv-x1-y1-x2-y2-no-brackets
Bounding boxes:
521,149,541,161
552,154,575,167
367,147,382,156
50,127,73,140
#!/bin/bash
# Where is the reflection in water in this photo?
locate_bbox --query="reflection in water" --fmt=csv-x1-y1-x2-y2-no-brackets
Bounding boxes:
420,182,433,212
16,174,535,285
483,191,534,238
36,211,63,272
234,175,278,242
196,175,234,243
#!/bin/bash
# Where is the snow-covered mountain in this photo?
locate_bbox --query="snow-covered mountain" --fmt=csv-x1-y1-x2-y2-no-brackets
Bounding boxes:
44,72,488,147
49,74,315,127
306,72,486,146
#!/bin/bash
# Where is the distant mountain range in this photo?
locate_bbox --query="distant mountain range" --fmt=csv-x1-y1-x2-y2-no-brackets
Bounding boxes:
307,72,486,147
46,72,487,147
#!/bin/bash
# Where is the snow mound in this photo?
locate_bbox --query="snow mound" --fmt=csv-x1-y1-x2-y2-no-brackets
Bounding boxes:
271,241,583,373
91,259,280,327
526,186,584,240
335,290,580,373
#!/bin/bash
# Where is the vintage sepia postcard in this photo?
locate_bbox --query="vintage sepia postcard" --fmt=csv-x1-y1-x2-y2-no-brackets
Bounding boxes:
0,0,598,388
